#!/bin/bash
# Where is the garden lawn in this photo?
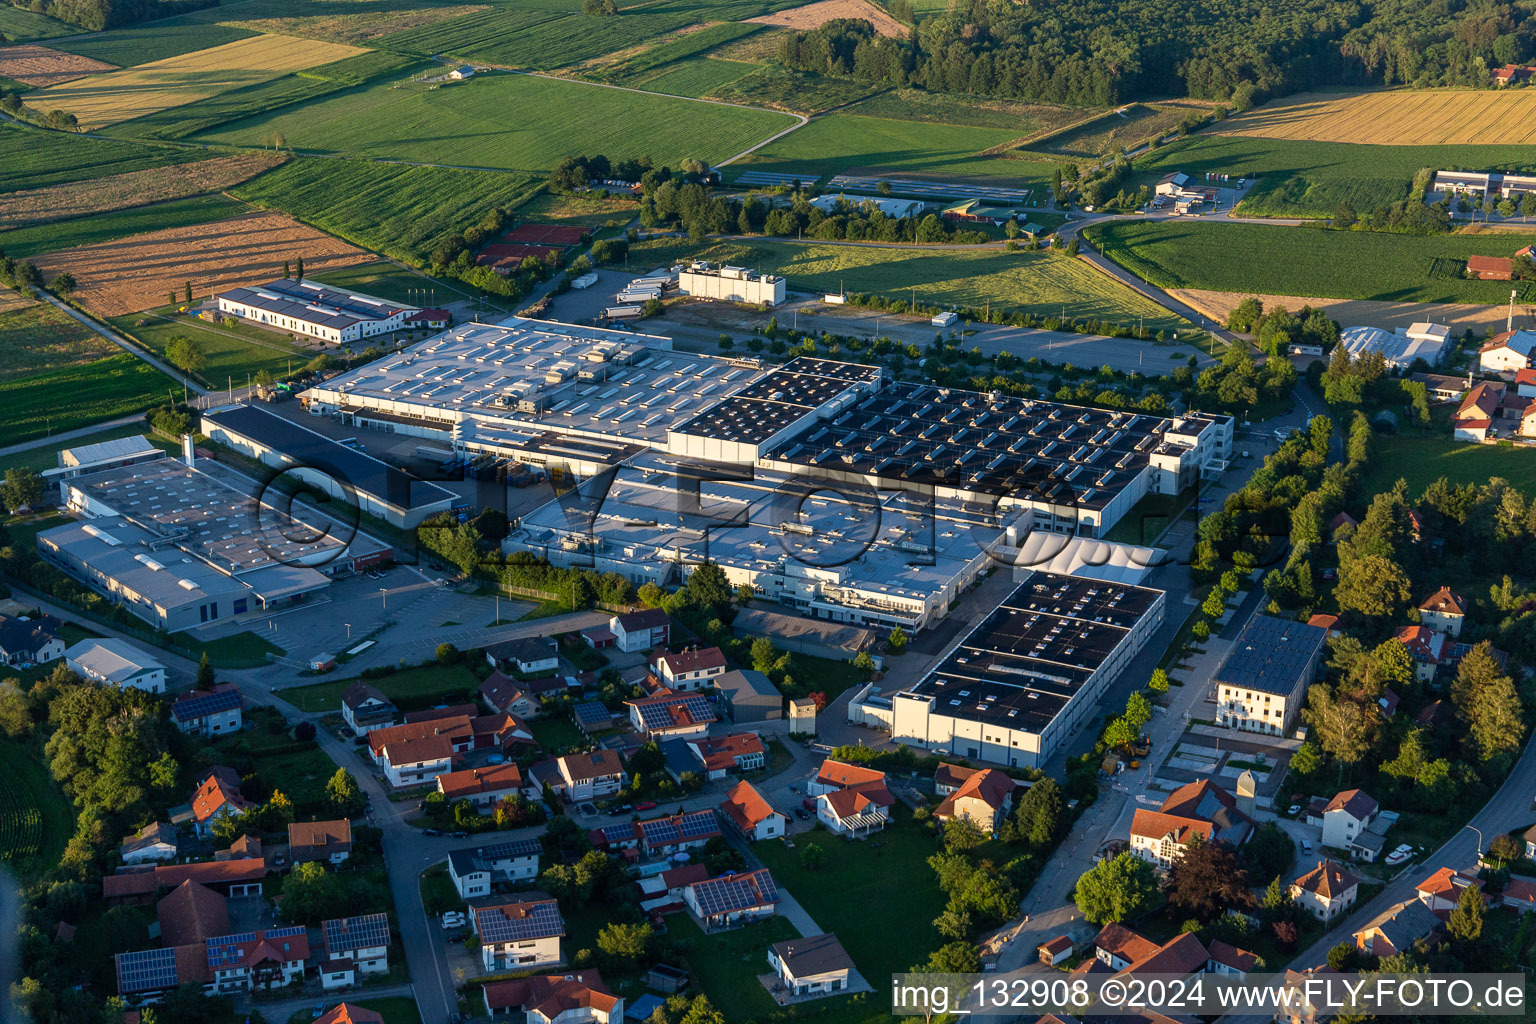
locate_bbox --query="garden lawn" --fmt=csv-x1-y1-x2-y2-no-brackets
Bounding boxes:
419,863,465,916
0,741,73,880
733,110,1057,190
1356,434,1536,500
667,913,799,1022
1086,219,1536,304
281,663,482,713
632,237,1192,332
1133,133,1536,219
0,193,249,259
753,807,946,984
528,714,586,753
196,73,797,173
0,353,173,445
233,157,543,264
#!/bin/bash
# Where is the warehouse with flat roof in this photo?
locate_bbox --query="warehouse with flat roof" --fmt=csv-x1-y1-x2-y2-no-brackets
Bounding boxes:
217,279,425,345
201,403,455,529
890,572,1165,768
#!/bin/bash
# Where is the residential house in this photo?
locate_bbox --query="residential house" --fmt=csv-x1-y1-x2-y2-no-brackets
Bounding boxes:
171,684,244,738
1502,876,1536,913
485,635,558,677
1409,372,1471,403
609,609,669,653
713,669,783,724
542,749,627,802
1418,587,1468,637
1291,860,1362,923
1316,789,1379,853
1354,899,1440,957
1128,808,1213,869
0,613,64,667
437,762,526,811
933,766,1017,832
121,822,178,864
156,879,230,946
367,711,532,788
480,671,537,717
1394,626,1447,683
341,682,397,736
651,646,728,690
218,833,262,863
319,958,358,992
103,857,267,903
374,733,454,789
206,926,310,992
682,868,779,929
1038,935,1075,966
1206,941,1257,979
1213,614,1329,735
1091,923,1160,970
1479,330,1536,375
288,819,352,865
481,971,622,1023
1453,381,1506,441
633,810,719,858
1130,780,1252,867
471,894,565,972
191,766,250,839
447,838,542,899
65,637,166,693
314,1004,383,1024
1415,866,1485,914
626,691,716,739
1524,823,1536,860
808,760,894,837
323,912,390,978
685,732,766,780
636,863,709,915
1275,966,1341,1024
720,780,787,841
767,933,855,1000
1494,64,1536,85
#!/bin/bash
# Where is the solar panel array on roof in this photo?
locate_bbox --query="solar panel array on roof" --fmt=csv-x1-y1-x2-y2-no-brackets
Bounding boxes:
205,925,306,970
633,693,715,731
573,701,612,727
325,913,390,952
690,870,778,916
475,900,564,944
116,947,178,993
173,688,242,722
598,822,637,844
639,810,717,847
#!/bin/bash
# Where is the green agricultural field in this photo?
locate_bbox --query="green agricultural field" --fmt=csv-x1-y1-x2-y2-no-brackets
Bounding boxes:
1134,134,1536,218
1020,101,1208,160
307,262,482,307
0,4,73,41
713,64,879,114
0,352,173,445
1358,435,1536,500
0,298,112,381
198,72,797,171
0,194,247,260
731,110,1057,192
48,21,258,67
232,158,544,263
102,50,426,140
633,237,1193,331
1086,219,1536,304
852,88,1085,135
110,306,308,387
0,122,203,193
510,190,636,229
615,55,758,98
602,20,761,80
0,743,74,880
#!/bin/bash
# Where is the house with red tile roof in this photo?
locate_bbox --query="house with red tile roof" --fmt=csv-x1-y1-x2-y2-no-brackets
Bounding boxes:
104,857,268,903
1038,935,1074,965
288,819,352,865
719,780,787,841
1393,625,1448,682
1354,899,1440,957
685,732,766,779
538,748,627,801
1415,866,1486,914
933,767,1017,832
314,1005,383,1024
808,760,894,836
625,691,716,739
1206,940,1257,977
1091,923,1160,970
191,766,250,838
1418,587,1468,637
156,879,230,946
436,762,526,809
1501,875,1536,913
1291,860,1361,922
206,926,311,991
479,670,538,717
481,971,622,1023
1454,381,1505,441
1129,780,1251,868
651,645,728,691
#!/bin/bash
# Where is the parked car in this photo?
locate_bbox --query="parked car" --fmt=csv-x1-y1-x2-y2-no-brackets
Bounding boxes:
446,929,467,943
1287,804,1301,815
423,828,443,837
607,804,633,817
1301,840,1314,853
636,800,657,812
794,807,810,820
577,802,597,816
448,830,468,839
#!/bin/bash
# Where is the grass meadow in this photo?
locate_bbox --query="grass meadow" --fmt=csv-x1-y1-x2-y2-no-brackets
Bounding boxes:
1133,133,1536,218
0,5,73,43
1086,219,1536,303
0,193,248,259
197,71,797,170
633,237,1193,330
109,305,309,387
0,122,204,193
1357,435,1536,500
1,352,174,444
0,298,112,381
232,157,545,262
49,21,258,67
852,88,1084,135
1019,100,1208,159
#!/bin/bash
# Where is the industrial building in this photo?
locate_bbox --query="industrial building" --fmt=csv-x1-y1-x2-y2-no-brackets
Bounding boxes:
35,450,386,633
889,572,1166,768
677,262,785,307
215,279,430,345
43,434,167,498
809,194,926,219
1336,322,1452,370
200,403,456,529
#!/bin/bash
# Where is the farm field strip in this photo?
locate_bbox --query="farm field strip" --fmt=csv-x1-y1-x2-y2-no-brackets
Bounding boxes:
0,43,115,87
1,353,175,445
0,194,252,261
0,297,113,381
0,4,73,43
195,72,798,172
28,32,369,127
1017,100,1210,159
1217,89,1536,146
851,88,1084,134
29,210,374,316
746,0,908,36
48,21,258,68
0,153,285,230
0,122,207,193
212,2,491,44
1168,287,1536,334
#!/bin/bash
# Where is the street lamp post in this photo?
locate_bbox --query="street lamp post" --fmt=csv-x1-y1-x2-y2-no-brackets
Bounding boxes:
1465,823,1484,857
379,587,388,612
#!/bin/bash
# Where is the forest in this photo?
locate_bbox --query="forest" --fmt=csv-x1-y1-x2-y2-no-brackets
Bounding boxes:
776,0,1536,106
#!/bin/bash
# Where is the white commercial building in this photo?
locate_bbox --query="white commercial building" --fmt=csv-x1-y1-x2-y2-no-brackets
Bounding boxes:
809,193,926,219
678,262,786,307
1337,322,1452,370
216,278,425,345
64,637,167,693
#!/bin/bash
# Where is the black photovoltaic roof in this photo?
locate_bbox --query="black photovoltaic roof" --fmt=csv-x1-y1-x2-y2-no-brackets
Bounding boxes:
172,688,242,722
325,913,390,953
689,869,778,915
1214,614,1329,695
639,810,718,847
573,701,612,727
116,947,178,993
204,404,455,511
475,900,565,944
598,822,637,844
205,926,306,970
633,693,715,731
449,838,543,876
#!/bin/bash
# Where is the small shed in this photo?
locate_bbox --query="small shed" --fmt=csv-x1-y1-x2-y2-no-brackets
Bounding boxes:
1038,935,1074,966
448,65,476,80
644,963,690,993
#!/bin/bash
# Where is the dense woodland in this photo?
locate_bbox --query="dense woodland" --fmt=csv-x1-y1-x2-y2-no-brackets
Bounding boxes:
778,0,1536,106
7,0,216,32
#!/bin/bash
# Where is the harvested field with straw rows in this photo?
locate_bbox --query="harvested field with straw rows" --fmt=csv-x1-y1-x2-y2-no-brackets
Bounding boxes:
27,32,368,126
1216,89,1536,146
29,210,372,315
747,0,907,37
0,153,286,230
0,43,114,86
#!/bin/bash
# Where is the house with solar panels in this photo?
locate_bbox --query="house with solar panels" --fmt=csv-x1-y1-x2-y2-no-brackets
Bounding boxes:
448,838,543,899
626,691,716,740
205,926,310,992
470,894,565,971
171,684,245,738
682,868,779,930
590,810,721,859
1213,614,1329,736
322,913,390,987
